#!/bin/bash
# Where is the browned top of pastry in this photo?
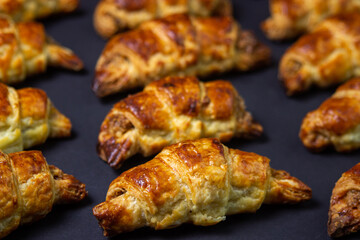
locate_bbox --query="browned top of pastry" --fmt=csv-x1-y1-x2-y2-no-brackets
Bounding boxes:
0,82,11,121
16,22,45,55
328,163,360,237
17,88,48,120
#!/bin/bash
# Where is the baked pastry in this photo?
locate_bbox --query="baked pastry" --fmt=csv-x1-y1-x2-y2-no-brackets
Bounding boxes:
300,78,360,152
280,13,360,96
0,82,72,153
262,0,360,40
97,76,263,169
328,163,360,237
93,138,312,236
0,0,79,22
0,14,83,85
94,0,232,38
0,150,87,238
93,14,271,97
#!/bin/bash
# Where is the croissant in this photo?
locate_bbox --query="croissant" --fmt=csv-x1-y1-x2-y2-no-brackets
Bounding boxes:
97,76,263,169
0,0,79,22
328,163,360,237
262,0,360,40
93,138,312,236
0,82,72,154
280,13,360,96
93,0,232,38
0,14,83,85
0,150,87,238
300,78,360,152
93,14,271,97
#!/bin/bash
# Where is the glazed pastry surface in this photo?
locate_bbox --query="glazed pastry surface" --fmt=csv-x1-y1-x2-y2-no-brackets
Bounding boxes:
300,78,360,152
93,14,271,97
280,13,360,96
94,0,232,38
93,138,312,236
0,14,83,85
0,0,79,22
97,76,263,169
262,0,360,40
0,150,87,238
328,163,360,238
0,82,71,153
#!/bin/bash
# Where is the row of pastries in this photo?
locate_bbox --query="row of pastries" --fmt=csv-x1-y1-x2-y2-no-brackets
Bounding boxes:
0,0,360,239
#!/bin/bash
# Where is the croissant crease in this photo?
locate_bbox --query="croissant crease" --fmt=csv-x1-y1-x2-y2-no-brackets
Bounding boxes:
93,138,312,236
280,13,360,96
328,163,360,238
0,14,83,85
97,76,263,169
0,0,79,22
0,150,87,238
0,82,71,153
93,14,271,97
300,78,360,152
94,0,232,38
262,0,360,40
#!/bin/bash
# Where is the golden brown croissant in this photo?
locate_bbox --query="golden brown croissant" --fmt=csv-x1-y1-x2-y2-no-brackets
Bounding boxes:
300,78,360,152
0,0,79,22
280,13,360,96
0,14,83,85
93,138,312,236
94,0,232,38
328,163,360,237
0,82,72,153
262,0,360,40
0,150,87,238
93,14,271,97
97,76,263,169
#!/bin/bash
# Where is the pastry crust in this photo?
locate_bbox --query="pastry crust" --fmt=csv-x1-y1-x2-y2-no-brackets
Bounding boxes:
262,0,360,40
328,163,360,237
93,138,312,236
92,14,271,97
97,76,263,169
280,13,360,96
0,150,87,238
93,0,232,38
0,14,83,85
300,78,360,152
0,0,79,22
0,82,72,153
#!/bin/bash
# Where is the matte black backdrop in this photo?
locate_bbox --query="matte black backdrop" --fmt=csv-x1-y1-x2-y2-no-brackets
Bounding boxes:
6,0,360,239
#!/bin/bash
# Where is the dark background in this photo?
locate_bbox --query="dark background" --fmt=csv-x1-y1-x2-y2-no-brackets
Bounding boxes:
6,0,360,239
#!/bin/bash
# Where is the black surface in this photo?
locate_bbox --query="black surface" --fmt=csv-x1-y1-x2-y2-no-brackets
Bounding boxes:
6,0,360,239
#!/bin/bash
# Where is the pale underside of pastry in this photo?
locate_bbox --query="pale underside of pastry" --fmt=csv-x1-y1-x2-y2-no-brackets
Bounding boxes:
93,14,271,97
300,78,360,152
262,0,360,40
280,13,360,96
328,163,360,238
0,82,72,153
0,0,79,22
0,150,87,238
93,138,312,236
93,0,232,38
0,13,83,85
97,76,263,169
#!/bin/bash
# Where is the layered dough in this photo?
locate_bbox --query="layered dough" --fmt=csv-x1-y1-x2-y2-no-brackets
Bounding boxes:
94,0,232,38
262,0,360,40
93,14,271,97
0,0,79,21
93,138,312,236
280,13,360,96
0,150,87,238
97,76,263,169
300,78,360,152
0,14,83,85
0,82,72,153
